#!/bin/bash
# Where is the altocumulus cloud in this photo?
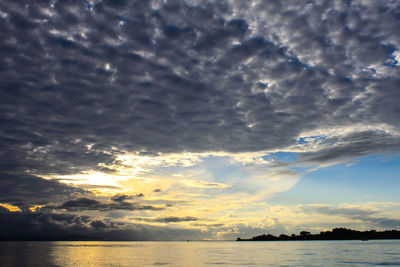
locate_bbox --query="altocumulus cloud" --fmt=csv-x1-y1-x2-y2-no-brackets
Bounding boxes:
1,0,400,239
2,0,399,172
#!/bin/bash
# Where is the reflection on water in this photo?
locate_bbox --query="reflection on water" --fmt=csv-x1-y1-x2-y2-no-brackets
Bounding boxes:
1,240,400,266
0,241,57,266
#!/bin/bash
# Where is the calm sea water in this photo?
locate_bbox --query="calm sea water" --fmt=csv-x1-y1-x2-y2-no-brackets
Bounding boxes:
1,240,400,266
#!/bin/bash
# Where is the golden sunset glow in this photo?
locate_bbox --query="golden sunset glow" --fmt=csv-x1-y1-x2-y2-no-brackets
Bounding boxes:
0,203,21,212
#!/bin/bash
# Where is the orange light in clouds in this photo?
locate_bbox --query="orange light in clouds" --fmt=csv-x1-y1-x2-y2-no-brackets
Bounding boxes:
0,203,21,212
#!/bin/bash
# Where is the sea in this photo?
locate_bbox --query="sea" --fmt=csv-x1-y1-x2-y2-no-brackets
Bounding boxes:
1,240,400,266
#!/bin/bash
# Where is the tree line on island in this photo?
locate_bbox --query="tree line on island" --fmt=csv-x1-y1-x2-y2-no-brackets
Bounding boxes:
237,228,400,241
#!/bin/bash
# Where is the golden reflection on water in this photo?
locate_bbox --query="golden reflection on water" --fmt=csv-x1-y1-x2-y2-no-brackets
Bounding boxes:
1,240,400,266
52,241,202,267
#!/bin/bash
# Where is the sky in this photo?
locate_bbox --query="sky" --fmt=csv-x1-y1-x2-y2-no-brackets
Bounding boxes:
1,0,400,241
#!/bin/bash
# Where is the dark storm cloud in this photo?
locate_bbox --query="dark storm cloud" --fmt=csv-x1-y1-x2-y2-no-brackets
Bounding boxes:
301,205,400,229
46,197,164,211
0,210,99,240
0,209,204,241
1,0,400,217
0,172,87,211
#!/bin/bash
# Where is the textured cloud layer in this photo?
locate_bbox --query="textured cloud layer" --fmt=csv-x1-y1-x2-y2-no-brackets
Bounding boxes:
1,0,399,175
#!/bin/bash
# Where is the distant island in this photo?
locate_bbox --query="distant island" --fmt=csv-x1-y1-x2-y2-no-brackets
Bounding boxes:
237,228,400,241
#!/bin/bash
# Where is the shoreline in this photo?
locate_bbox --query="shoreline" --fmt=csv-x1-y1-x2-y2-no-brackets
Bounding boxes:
237,228,400,242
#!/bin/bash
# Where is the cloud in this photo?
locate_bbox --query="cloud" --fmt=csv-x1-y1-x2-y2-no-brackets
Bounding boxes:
298,130,400,164
111,194,134,202
134,216,200,223
0,173,87,211
0,209,204,241
300,204,400,229
0,0,399,179
301,205,377,218
191,223,225,228
46,197,164,212
0,210,103,240
181,179,231,189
